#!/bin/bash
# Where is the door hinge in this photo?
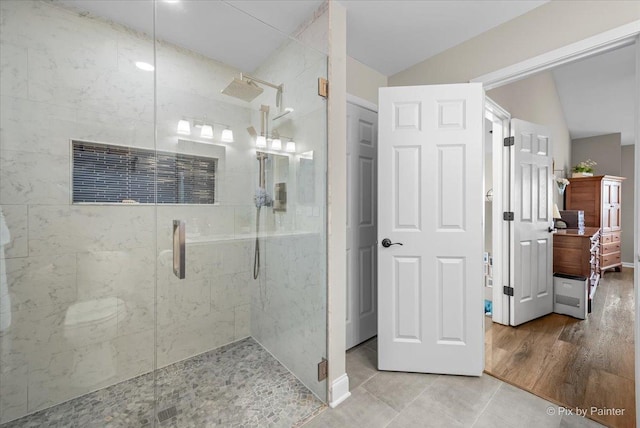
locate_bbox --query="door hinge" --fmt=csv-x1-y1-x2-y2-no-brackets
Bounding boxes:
503,286,514,296
318,77,328,98
503,136,514,146
318,358,328,381
503,211,514,221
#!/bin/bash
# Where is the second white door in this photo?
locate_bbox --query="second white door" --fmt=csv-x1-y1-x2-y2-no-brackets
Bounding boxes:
509,118,554,325
346,101,378,349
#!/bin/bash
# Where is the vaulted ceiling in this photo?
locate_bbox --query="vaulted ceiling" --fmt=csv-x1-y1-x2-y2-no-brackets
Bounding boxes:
55,0,546,76
552,44,635,146
53,0,635,146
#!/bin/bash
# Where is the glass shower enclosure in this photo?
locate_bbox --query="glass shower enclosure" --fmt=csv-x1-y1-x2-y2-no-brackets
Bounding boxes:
0,1,328,426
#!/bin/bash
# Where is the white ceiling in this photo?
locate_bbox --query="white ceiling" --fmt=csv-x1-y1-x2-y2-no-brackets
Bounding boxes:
552,44,636,146
54,0,324,73
55,0,547,77
340,0,547,76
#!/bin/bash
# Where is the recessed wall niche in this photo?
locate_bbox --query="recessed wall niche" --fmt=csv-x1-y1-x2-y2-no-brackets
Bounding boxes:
72,140,217,204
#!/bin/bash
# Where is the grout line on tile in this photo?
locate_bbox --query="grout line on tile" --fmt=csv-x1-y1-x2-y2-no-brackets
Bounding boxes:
358,370,379,388
382,374,441,428
351,386,399,424
470,380,502,427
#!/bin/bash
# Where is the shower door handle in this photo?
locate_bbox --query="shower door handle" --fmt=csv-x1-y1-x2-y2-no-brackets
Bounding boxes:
173,220,185,279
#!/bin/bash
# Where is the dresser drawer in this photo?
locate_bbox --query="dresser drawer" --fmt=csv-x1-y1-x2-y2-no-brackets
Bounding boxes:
602,241,621,255
601,231,621,244
601,252,621,268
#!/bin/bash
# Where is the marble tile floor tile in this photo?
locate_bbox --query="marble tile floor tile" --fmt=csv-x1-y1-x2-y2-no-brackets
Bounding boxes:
303,338,606,428
1,338,325,428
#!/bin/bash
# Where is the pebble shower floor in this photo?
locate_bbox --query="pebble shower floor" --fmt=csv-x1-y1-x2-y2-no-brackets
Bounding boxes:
1,338,325,427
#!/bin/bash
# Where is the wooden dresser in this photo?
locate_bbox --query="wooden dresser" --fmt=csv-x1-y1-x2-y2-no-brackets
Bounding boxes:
553,227,600,311
564,175,624,273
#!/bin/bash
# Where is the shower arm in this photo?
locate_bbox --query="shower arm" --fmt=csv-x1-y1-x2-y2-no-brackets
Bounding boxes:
241,73,282,92
241,73,283,108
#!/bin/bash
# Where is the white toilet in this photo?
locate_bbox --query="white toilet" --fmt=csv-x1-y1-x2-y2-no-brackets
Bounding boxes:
63,297,123,388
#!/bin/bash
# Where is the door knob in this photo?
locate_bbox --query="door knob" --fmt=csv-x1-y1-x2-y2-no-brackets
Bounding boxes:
381,238,403,248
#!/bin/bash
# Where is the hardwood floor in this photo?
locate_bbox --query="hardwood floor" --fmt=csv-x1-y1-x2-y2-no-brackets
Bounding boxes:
485,268,635,428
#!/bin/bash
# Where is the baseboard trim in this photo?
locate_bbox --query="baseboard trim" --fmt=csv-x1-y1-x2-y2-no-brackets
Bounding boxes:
329,374,351,408
622,262,635,268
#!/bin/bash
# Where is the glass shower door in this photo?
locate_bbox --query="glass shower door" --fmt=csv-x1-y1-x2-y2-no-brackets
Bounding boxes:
0,0,328,426
0,0,157,425
152,1,328,425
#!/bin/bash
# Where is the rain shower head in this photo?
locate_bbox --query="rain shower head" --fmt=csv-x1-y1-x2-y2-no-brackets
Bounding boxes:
222,73,283,105
221,77,264,102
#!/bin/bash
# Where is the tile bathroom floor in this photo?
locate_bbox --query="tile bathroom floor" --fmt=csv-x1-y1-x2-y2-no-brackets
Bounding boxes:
303,338,606,428
1,338,324,428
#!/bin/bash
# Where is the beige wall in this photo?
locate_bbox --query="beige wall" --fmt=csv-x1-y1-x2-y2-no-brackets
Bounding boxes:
389,1,640,86
621,145,635,264
572,133,622,176
347,56,387,105
327,0,348,406
487,72,572,208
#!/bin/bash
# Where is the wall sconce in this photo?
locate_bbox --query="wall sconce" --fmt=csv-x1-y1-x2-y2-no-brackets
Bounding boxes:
177,119,191,135
286,140,296,153
176,118,234,143
221,129,234,143
271,138,282,150
200,124,214,139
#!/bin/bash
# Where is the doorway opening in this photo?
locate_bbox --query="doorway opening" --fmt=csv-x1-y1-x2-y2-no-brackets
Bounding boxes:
481,42,637,428
346,97,379,350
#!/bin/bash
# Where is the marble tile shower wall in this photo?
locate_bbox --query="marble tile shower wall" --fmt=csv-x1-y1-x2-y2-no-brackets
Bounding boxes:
0,0,266,423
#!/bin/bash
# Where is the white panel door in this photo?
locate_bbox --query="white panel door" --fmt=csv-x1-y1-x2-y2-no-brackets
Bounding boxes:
378,84,484,375
509,118,554,326
346,102,378,349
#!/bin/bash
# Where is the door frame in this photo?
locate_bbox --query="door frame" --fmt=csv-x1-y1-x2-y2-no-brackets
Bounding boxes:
484,97,511,326
471,21,640,425
472,21,640,91
347,93,378,113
